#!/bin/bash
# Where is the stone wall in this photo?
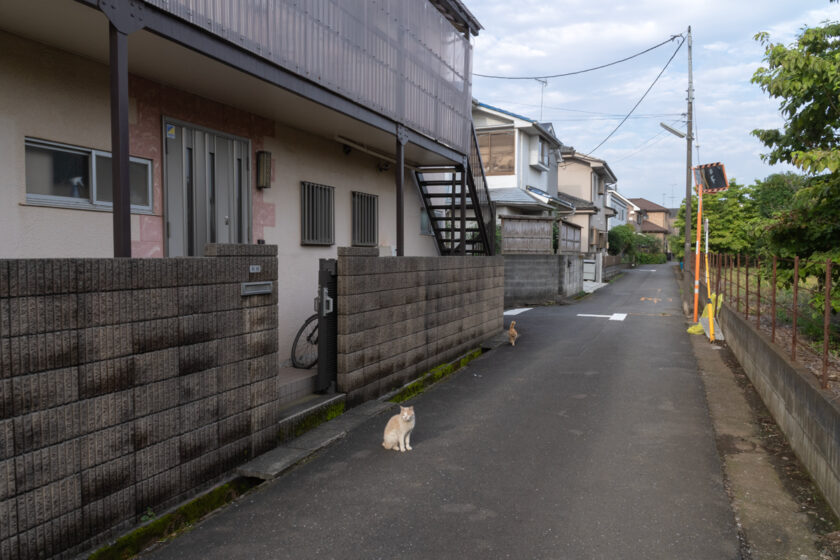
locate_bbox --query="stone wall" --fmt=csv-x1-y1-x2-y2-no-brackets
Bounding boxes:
0,245,279,559
504,254,559,307
336,248,504,406
558,254,584,297
719,301,840,517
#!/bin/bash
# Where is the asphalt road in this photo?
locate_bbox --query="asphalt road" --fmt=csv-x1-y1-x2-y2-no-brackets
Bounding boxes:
144,265,740,559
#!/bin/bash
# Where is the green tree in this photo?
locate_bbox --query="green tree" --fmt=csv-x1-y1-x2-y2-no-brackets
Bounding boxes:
607,224,636,256
751,23,840,260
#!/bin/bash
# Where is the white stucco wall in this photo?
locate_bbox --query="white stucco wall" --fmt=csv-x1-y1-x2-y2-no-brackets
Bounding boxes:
0,30,440,361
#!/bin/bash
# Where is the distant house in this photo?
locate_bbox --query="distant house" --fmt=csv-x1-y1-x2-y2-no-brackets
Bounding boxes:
606,188,637,230
472,101,574,219
629,198,672,254
556,148,618,281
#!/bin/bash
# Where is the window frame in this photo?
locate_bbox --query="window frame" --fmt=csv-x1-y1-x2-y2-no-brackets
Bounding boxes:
351,191,378,247
24,137,153,213
300,181,335,246
477,130,515,176
560,222,581,252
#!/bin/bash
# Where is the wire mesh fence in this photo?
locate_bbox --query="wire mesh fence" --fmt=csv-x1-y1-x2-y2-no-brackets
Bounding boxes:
689,253,840,390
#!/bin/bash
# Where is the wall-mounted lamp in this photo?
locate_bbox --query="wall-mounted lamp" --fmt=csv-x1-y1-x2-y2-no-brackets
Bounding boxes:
256,151,272,189
376,161,391,172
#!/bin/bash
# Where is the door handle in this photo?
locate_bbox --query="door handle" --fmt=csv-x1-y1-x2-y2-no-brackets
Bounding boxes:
321,287,334,316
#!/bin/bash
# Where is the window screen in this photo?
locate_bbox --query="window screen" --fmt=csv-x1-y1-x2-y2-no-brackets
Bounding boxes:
301,181,334,245
352,191,378,247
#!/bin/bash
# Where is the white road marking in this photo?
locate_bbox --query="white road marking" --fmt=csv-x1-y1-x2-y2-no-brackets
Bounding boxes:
577,313,627,321
637,269,657,272
504,308,532,316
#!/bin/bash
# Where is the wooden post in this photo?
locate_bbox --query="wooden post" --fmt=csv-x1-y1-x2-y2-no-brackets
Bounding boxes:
771,256,777,343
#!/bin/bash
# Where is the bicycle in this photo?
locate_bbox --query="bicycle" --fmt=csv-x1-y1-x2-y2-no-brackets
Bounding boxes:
291,313,318,369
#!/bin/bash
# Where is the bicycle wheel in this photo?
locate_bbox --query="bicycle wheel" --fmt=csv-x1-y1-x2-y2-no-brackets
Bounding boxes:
291,314,319,369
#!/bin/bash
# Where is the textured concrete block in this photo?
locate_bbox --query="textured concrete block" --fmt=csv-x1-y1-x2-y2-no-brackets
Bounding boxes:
180,397,218,433
0,496,17,541
178,340,218,376
13,404,81,455
78,359,132,400
180,425,218,463
11,367,78,416
135,438,178,480
78,391,133,434
134,348,179,385
0,420,13,461
16,474,81,532
180,369,218,404
81,485,134,537
134,379,178,418
218,411,251,446
0,458,15,500
14,440,79,494
81,455,133,505
135,467,180,515
133,408,178,450
180,450,220,491
0,260,8,298
79,425,132,470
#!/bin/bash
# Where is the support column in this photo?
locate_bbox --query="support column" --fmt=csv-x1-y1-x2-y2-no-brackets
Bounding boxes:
99,0,145,257
460,159,467,256
395,125,408,257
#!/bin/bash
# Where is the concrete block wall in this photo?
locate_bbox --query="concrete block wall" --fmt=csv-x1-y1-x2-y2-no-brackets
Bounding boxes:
558,254,584,297
504,254,559,307
719,302,840,518
336,248,504,406
0,244,279,559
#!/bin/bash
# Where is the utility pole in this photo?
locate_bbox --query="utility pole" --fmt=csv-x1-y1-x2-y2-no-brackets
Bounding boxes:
684,26,694,273
536,78,547,121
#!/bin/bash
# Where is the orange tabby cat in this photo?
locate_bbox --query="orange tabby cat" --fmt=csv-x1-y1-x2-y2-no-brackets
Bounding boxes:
508,321,518,346
382,405,415,452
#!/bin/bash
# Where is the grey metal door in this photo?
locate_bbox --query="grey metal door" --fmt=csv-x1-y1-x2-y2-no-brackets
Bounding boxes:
583,259,596,281
164,120,251,256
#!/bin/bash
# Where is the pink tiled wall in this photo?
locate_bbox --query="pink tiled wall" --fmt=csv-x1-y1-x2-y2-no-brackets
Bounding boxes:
128,75,275,256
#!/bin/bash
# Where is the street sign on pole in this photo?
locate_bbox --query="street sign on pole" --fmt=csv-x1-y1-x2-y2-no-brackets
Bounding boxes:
691,162,729,323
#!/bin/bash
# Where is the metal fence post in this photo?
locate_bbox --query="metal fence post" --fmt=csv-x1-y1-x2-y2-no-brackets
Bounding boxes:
737,254,741,314
756,257,761,329
823,258,833,389
745,255,750,319
772,256,777,343
792,255,799,362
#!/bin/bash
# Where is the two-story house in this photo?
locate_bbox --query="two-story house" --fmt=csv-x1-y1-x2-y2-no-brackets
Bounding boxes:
556,147,617,281
628,197,672,255
0,0,491,360
472,101,574,220
606,188,637,230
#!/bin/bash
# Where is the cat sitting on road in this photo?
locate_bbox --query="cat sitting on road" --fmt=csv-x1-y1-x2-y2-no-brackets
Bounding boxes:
508,321,519,346
382,405,415,452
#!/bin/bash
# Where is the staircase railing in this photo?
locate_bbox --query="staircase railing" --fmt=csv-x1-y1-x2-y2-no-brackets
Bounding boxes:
467,123,495,255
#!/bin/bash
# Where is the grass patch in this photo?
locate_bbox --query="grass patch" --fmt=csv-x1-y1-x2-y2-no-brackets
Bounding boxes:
292,401,346,438
88,477,260,560
390,348,482,404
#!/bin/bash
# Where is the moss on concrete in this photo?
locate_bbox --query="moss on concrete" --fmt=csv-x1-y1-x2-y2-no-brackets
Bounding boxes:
390,348,482,403
87,478,259,560
293,401,346,438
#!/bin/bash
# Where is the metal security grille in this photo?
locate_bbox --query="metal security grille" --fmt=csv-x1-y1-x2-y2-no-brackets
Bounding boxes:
352,191,378,247
301,181,334,245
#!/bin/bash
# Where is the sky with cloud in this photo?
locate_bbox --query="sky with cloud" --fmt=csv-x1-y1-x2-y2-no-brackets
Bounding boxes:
467,0,840,208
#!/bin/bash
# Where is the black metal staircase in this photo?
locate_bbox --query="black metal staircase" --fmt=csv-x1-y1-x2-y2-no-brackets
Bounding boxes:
414,124,495,256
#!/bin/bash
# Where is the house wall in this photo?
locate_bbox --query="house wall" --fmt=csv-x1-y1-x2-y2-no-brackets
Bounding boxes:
0,31,438,361
557,160,591,201
519,132,550,191
0,245,280,559
567,214,592,250
335,248,504,406
558,253,584,297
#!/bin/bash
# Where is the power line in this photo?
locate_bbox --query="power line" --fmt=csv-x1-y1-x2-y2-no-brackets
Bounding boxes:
474,34,682,80
610,117,684,163
480,99,683,119
586,34,686,155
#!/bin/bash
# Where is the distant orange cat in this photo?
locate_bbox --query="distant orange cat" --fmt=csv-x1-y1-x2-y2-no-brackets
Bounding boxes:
508,321,518,346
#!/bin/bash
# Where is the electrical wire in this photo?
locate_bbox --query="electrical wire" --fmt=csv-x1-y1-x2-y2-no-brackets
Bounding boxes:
586,34,686,155
611,117,684,163
474,34,682,80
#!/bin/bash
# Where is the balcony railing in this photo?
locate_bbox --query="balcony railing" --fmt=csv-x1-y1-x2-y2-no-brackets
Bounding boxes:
145,0,473,153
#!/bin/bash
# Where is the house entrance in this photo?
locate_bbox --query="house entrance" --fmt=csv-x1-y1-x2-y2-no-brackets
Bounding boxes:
164,120,251,256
